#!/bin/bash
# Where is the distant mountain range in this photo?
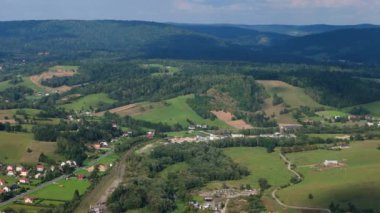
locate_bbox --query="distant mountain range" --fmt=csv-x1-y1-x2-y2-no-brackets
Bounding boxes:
0,20,380,64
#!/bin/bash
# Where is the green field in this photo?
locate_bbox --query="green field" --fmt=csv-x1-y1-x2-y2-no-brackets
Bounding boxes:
0,77,45,93
278,141,380,210
135,95,231,128
307,133,350,139
142,63,180,77
316,110,348,118
0,108,40,120
49,65,79,71
62,93,117,111
0,132,60,164
97,153,120,165
159,162,189,178
206,147,292,190
345,101,380,117
30,178,90,201
258,80,324,109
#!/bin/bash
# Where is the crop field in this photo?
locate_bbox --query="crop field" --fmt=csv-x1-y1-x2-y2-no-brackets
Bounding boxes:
206,147,292,190
62,93,116,111
0,132,60,164
211,110,253,129
307,133,350,139
278,141,380,210
96,101,165,117
135,95,231,128
30,178,90,201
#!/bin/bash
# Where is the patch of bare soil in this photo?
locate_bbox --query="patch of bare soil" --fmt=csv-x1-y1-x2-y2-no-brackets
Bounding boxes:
30,69,76,93
212,110,253,129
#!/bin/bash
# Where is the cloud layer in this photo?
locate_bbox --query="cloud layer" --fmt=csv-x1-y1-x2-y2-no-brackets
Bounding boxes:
0,0,378,24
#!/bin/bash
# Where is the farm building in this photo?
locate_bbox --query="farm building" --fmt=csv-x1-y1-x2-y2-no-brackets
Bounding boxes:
279,124,302,133
7,170,15,176
24,197,35,204
0,179,6,186
36,164,45,172
16,166,23,172
20,168,29,177
19,178,29,184
323,160,339,167
6,165,14,171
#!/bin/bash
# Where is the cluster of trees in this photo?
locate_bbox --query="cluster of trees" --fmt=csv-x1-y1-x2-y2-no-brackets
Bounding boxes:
236,111,277,127
186,95,216,120
107,143,249,212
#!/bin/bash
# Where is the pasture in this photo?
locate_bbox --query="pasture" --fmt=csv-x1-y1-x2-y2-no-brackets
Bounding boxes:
0,132,60,164
258,80,324,109
316,110,348,118
278,141,380,210
0,77,45,93
135,95,230,129
62,93,116,111
205,147,292,190
30,178,90,201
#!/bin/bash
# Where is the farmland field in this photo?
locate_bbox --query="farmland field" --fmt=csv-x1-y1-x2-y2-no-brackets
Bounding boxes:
278,141,380,210
258,80,324,109
62,93,117,111
0,132,60,164
316,110,348,118
30,178,90,201
135,95,231,128
0,77,45,93
206,147,292,190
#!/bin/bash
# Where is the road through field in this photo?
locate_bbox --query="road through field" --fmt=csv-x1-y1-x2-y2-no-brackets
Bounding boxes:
271,153,331,213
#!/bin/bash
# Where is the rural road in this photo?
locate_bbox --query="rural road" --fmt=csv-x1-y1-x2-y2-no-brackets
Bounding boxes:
271,153,331,213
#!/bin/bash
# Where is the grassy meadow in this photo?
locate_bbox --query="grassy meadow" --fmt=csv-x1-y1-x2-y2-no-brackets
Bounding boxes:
278,141,380,210
62,93,116,111
135,95,231,128
0,132,60,164
206,147,292,190
30,178,90,201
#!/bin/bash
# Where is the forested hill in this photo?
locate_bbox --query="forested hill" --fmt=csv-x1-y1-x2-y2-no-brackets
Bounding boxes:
0,20,256,61
2,20,380,64
273,28,380,63
174,24,290,46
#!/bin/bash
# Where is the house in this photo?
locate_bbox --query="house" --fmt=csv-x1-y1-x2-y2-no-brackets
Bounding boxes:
100,141,109,147
77,175,86,180
16,166,23,172
24,197,34,204
231,134,244,138
6,165,14,172
93,144,101,149
112,123,118,128
188,125,196,130
146,131,155,139
61,160,77,168
279,124,302,133
204,197,213,202
0,179,6,186
2,187,10,193
20,169,28,177
323,160,339,167
87,164,108,173
36,164,44,172
7,170,15,176
0,189,5,194
35,173,43,179
367,122,375,127
19,178,29,184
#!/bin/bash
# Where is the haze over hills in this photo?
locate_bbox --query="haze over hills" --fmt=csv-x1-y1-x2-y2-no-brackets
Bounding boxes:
1,20,380,64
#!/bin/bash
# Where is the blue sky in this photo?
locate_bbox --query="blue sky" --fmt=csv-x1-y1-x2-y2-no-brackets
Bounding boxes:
0,0,379,24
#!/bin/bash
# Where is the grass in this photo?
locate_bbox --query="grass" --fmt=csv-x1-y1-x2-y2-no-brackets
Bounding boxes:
316,110,348,118
205,147,292,190
62,93,116,111
49,65,79,71
0,77,45,93
97,153,120,165
135,95,231,129
278,141,380,210
258,80,324,109
159,162,189,178
0,108,40,120
345,101,380,117
0,132,61,164
142,63,180,77
165,131,198,137
307,134,349,139
30,178,90,201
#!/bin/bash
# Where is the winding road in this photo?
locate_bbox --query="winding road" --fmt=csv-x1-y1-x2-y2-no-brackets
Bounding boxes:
272,153,331,213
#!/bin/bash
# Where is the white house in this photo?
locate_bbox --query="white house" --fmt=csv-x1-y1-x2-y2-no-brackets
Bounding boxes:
24,197,34,204
323,160,339,167
19,178,29,184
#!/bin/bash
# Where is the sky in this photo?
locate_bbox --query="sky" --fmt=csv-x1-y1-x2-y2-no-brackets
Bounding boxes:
0,0,379,25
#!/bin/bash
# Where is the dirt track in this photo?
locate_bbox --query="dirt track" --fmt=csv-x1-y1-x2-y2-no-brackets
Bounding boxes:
212,110,253,129
29,69,76,93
